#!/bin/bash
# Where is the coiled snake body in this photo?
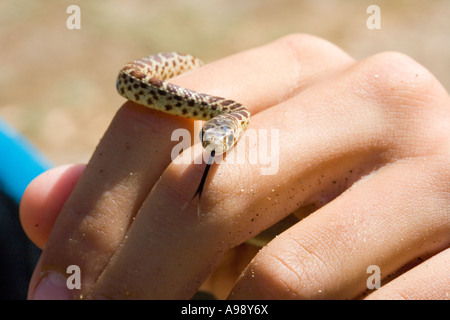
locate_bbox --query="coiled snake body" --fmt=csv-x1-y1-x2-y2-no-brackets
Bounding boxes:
116,52,250,156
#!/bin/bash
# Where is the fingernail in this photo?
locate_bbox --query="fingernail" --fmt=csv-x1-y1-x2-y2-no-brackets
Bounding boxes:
31,272,74,300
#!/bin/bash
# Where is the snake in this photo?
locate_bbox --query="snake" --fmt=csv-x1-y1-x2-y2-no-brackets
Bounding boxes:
116,52,250,158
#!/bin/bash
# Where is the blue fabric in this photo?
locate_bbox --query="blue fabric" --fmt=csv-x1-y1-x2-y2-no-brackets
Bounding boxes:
0,118,51,204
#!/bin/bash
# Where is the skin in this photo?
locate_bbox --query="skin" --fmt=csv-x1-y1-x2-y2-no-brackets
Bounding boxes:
20,34,450,300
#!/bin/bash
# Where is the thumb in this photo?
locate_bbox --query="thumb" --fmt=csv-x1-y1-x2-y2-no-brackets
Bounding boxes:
20,164,86,249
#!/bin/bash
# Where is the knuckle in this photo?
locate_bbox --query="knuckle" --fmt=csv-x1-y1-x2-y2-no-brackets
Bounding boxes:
361,51,445,107
253,237,337,299
359,51,450,156
276,33,353,65
277,33,327,49
424,154,450,199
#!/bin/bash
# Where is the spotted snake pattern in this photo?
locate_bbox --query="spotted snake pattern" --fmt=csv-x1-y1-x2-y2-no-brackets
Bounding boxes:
116,52,250,155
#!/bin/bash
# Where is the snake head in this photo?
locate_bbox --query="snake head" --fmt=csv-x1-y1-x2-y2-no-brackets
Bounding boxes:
201,117,237,156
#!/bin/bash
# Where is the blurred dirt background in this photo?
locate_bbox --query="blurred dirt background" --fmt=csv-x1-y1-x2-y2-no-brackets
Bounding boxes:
1,0,449,165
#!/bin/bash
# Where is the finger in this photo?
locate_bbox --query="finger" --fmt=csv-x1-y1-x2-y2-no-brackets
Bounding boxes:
90,52,450,299
365,248,450,300
229,156,450,299
20,164,85,249
29,34,354,300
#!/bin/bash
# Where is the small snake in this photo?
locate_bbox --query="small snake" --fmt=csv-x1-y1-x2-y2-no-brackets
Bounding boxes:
116,52,250,156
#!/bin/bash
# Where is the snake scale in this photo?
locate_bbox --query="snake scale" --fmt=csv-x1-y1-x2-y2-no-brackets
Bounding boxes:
116,52,250,156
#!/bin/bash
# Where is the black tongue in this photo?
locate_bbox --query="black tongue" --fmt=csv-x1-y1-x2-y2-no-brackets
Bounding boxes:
192,150,215,201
